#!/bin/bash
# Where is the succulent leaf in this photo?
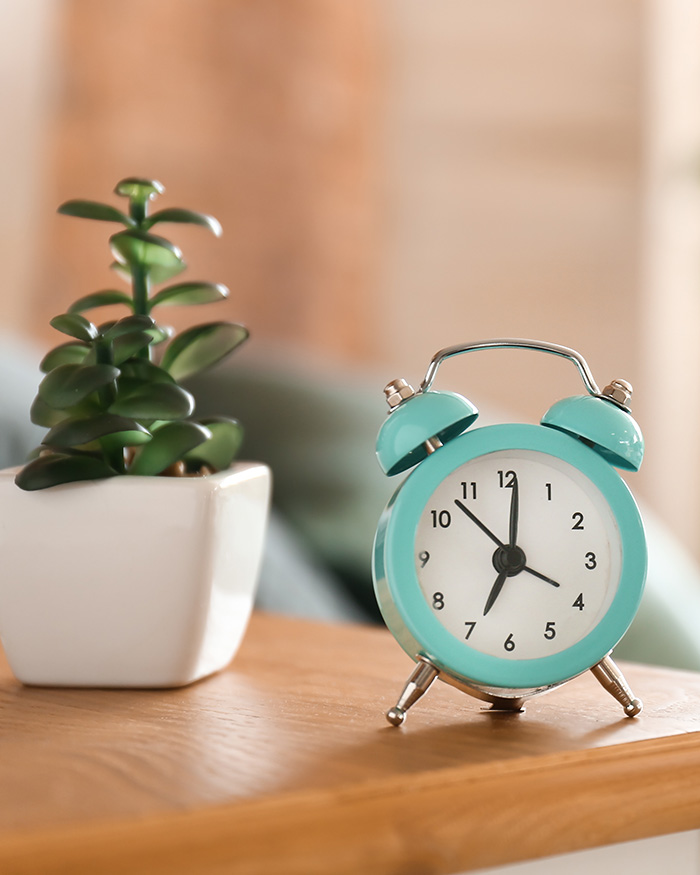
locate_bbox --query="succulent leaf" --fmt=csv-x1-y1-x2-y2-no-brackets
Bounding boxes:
110,261,132,283
149,282,229,308
15,453,118,491
43,414,152,448
129,421,212,476
150,262,188,285
110,230,185,283
50,313,99,342
184,417,243,471
40,342,90,373
30,396,73,428
57,199,135,227
101,314,155,341
142,208,222,236
119,360,175,384
161,322,248,381
68,290,133,314
39,363,120,409
145,324,174,345
114,178,164,201
108,382,195,420
112,332,154,365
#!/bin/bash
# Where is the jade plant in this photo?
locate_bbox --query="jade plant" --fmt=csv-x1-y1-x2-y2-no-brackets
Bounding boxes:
16,177,247,491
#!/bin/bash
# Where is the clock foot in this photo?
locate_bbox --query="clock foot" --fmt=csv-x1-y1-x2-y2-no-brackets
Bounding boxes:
386,658,439,727
484,696,525,713
591,655,643,717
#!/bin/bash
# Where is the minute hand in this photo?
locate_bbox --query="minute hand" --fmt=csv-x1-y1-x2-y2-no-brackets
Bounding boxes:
454,499,561,588
454,499,505,548
508,474,519,547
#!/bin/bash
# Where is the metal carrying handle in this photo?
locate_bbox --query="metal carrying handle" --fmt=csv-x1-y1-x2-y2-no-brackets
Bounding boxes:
420,338,602,397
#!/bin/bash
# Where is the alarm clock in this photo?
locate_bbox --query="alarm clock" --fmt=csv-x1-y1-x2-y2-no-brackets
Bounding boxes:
372,339,646,726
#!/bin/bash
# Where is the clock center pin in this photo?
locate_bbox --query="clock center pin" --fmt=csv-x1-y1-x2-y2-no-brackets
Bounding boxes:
492,544,527,577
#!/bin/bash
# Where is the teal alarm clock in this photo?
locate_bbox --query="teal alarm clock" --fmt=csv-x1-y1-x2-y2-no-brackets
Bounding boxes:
372,339,647,726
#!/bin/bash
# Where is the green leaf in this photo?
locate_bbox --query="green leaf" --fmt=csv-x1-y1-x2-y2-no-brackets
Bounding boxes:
15,453,118,491
151,262,188,285
142,208,222,237
184,417,243,471
68,290,133,314
110,230,186,283
129,421,211,476
109,382,195,420
50,313,99,342
161,322,249,381
31,396,99,428
30,396,73,428
58,199,135,226
40,342,90,373
38,363,119,409
43,414,152,449
146,324,174,345
114,178,164,202
112,376,142,399
101,314,155,341
149,282,229,308
111,332,154,365
110,260,131,283
119,360,175,384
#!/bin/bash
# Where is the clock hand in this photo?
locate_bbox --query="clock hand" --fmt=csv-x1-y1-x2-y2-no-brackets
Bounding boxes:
523,566,560,588
483,570,508,616
454,499,505,549
455,492,559,606
508,474,519,548
503,475,559,589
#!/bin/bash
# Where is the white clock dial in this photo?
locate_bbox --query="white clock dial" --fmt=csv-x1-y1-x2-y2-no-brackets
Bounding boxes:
415,449,622,660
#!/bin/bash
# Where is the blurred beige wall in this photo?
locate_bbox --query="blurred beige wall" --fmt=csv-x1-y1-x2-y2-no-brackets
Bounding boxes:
0,0,57,335
377,0,645,415
641,0,700,563
1,0,700,558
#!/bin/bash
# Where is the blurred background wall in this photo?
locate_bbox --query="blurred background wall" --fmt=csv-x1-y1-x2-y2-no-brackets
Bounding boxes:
1,0,700,559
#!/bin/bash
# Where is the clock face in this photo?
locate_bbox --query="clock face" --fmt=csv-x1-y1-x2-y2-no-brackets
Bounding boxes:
414,449,622,661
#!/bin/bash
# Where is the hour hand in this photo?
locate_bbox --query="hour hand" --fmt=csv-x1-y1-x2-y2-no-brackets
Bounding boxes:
524,566,560,588
483,570,507,616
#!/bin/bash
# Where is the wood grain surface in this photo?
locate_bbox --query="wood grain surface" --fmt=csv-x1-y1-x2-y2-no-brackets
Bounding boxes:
1,612,700,874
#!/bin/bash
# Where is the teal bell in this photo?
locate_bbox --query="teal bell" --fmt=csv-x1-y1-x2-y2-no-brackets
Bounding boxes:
376,386,478,476
541,393,644,472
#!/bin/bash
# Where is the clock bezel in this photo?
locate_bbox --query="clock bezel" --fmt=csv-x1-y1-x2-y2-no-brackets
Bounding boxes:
373,423,647,689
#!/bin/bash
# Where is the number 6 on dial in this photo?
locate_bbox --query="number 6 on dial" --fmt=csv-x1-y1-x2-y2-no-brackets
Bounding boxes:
372,339,646,726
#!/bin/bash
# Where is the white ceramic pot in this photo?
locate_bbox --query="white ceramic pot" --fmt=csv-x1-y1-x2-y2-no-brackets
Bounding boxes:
0,462,271,687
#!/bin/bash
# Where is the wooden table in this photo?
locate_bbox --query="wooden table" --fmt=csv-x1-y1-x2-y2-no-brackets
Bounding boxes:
1,612,700,874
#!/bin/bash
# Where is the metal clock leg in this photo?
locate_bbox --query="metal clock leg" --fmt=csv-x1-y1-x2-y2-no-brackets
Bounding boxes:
386,658,440,726
590,655,643,717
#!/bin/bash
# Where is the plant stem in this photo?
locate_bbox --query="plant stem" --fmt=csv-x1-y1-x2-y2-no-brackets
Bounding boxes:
95,339,116,408
131,263,149,315
105,442,126,475
129,197,147,226
130,192,152,360
131,263,152,361
95,339,125,474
